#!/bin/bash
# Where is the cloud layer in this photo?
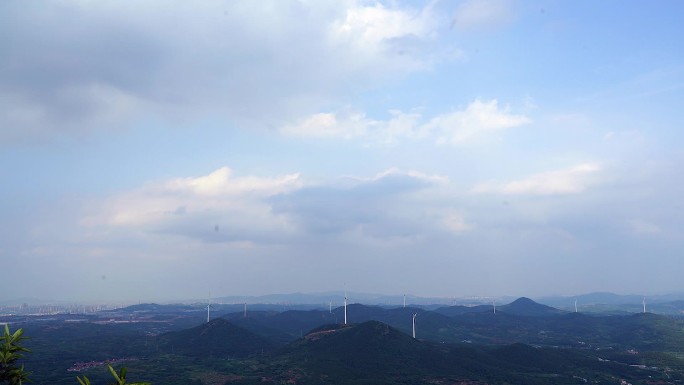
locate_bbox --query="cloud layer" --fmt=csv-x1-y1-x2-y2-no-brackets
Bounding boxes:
281,99,530,145
0,0,450,144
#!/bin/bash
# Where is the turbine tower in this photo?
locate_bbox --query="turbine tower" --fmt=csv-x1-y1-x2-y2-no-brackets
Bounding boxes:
403,294,406,308
344,291,348,325
206,291,211,323
642,297,646,313
244,302,247,318
412,313,417,339
329,301,332,314
574,299,578,313
492,300,496,315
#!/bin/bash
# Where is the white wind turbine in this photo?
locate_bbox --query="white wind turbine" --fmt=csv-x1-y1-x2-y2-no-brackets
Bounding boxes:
412,313,417,339
493,300,496,315
206,291,211,323
574,299,578,313
403,294,406,308
344,291,348,325
329,301,332,314
244,302,248,318
642,297,646,313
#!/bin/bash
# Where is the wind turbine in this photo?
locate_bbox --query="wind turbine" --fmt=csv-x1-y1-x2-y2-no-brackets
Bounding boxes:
412,313,417,339
329,301,332,314
492,300,496,315
344,291,348,325
206,291,211,323
574,299,578,313
642,297,646,313
403,294,406,308
244,302,247,318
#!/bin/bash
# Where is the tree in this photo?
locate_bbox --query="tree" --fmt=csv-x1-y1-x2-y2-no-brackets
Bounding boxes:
0,325,30,385
76,365,150,385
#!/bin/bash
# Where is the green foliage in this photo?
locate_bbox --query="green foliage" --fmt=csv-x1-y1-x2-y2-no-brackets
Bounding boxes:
76,365,150,385
0,325,30,385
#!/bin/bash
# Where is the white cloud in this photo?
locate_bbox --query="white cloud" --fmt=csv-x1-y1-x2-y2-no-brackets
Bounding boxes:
332,2,432,44
281,99,529,145
354,168,449,186
83,167,302,245
280,111,373,139
164,167,301,197
281,109,423,143
472,163,601,195
426,99,530,144
0,1,449,144
451,0,514,30
329,1,438,72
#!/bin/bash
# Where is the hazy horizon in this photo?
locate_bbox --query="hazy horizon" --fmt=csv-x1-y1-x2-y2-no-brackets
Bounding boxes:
2,289,681,307
2,1,683,302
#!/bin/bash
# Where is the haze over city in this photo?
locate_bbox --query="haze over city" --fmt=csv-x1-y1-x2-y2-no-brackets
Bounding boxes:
1,1,683,303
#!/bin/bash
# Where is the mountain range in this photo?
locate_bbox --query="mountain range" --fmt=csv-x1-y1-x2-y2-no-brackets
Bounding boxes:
17,296,684,385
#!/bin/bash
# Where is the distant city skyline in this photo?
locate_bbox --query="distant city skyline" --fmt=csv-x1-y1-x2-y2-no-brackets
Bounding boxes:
1,1,683,302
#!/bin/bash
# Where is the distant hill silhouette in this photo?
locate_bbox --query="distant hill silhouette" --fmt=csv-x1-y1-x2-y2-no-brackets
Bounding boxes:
499,297,562,316
156,318,276,357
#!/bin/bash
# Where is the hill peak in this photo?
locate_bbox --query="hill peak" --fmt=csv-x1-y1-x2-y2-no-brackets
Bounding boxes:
501,297,560,316
509,297,537,306
201,317,232,329
282,320,423,365
329,321,419,350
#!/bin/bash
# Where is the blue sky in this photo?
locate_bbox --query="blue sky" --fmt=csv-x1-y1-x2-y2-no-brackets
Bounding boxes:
1,0,683,302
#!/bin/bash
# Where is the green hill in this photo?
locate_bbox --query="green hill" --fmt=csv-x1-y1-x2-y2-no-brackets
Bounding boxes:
275,321,478,384
156,318,277,358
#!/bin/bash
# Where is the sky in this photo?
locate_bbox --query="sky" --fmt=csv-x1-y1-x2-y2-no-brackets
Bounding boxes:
1,0,683,303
